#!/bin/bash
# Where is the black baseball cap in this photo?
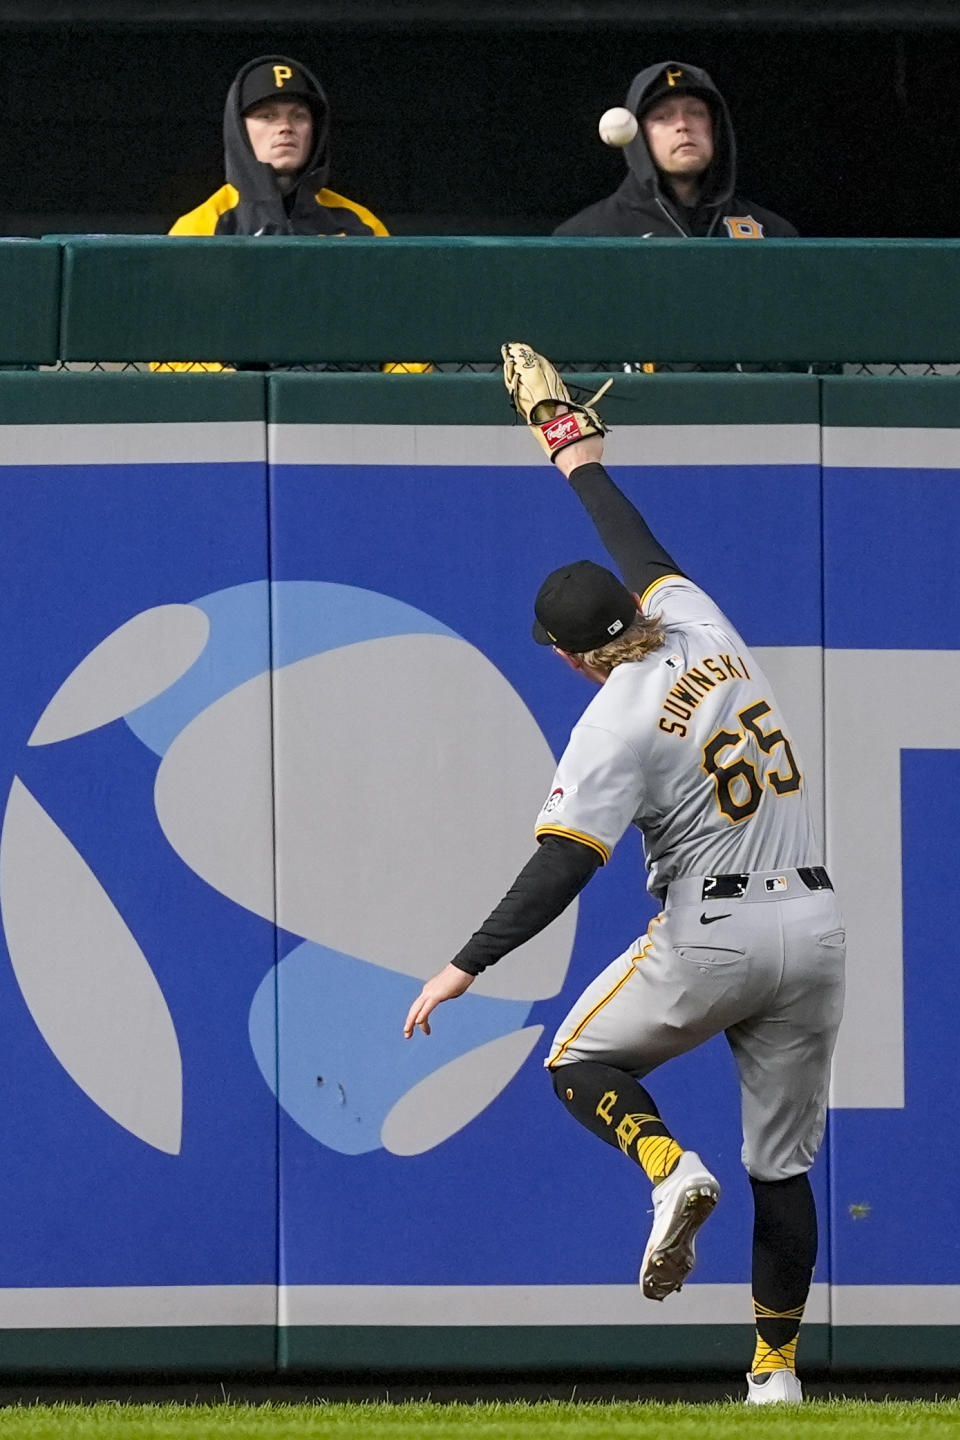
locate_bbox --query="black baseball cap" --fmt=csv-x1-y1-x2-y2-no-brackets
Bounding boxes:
532,561,638,652
241,60,317,114
637,64,713,117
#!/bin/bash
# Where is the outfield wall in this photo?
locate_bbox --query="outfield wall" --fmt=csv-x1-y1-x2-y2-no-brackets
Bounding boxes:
0,372,956,1375
5,237,960,366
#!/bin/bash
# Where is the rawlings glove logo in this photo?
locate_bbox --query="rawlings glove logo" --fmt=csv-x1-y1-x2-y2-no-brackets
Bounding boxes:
540,414,582,450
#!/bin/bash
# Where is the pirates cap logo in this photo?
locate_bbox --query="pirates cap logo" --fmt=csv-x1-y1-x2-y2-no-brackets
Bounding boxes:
666,67,684,86
273,64,293,88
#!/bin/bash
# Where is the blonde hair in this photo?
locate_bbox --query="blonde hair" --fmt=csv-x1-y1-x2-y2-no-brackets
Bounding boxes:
574,612,665,680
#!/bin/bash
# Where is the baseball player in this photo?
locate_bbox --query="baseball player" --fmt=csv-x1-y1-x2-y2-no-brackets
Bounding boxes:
403,345,845,1405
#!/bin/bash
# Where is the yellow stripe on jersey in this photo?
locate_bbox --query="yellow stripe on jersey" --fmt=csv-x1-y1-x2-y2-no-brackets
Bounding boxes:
547,915,663,1068
639,573,685,611
534,825,610,864
631,914,663,963
547,964,637,1069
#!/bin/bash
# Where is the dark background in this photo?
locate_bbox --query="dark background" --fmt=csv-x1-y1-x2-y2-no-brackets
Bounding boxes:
2,0,959,238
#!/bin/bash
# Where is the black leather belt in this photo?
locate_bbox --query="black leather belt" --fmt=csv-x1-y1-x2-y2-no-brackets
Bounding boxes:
702,867,832,901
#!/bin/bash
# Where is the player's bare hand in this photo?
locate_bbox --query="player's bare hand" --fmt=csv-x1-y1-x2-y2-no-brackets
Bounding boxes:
403,964,475,1037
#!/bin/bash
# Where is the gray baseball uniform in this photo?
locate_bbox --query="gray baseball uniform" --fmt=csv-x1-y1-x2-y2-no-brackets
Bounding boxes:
542,573,845,1181
444,388,838,1375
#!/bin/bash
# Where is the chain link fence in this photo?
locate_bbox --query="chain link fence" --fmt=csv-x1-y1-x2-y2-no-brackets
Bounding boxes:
39,361,960,375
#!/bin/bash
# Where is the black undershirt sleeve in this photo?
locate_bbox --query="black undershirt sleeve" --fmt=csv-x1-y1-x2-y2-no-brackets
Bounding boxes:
450,835,602,976
566,461,684,597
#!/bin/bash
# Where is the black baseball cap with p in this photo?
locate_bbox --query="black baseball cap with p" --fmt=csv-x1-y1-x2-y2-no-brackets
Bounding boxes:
532,560,638,653
636,63,714,117
240,59,318,114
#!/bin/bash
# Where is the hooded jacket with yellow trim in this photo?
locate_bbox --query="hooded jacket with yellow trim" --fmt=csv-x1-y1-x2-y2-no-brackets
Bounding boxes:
169,183,388,239
172,54,385,239
158,55,426,371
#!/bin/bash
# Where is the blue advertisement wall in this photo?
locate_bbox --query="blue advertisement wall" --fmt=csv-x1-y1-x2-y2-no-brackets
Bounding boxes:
0,373,955,1373
820,380,960,1366
0,377,278,1370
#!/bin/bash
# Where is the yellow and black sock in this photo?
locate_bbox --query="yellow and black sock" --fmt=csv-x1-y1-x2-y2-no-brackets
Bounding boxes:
750,1173,817,1375
752,1303,803,1374
551,1060,683,1184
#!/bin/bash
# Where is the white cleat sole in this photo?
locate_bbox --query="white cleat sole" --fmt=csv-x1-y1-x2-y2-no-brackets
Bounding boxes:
641,1181,719,1301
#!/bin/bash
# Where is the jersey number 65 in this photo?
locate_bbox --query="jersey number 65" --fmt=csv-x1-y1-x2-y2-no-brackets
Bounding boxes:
702,699,802,824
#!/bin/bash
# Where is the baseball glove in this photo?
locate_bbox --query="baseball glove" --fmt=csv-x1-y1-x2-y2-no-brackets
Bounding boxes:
501,342,612,461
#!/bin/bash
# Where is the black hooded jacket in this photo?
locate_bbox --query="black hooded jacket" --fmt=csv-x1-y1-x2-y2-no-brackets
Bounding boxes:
555,62,796,239
170,54,386,237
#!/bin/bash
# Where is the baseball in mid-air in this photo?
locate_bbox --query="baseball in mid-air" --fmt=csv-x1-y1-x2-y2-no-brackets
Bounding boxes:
598,106,639,147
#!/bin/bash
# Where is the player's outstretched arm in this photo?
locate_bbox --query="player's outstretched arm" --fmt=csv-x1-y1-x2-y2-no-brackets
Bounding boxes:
553,437,682,599
560,456,682,600
502,342,683,597
402,835,600,1037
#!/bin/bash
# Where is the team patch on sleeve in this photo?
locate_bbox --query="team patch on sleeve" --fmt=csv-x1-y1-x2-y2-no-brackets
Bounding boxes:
542,784,576,815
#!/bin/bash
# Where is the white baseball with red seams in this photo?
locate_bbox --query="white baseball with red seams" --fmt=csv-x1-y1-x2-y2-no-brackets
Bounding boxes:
599,106,639,147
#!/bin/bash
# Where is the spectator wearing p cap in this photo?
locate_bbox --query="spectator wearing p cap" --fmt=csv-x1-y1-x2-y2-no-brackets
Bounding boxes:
556,61,797,239
170,54,386,237
160,55,429,372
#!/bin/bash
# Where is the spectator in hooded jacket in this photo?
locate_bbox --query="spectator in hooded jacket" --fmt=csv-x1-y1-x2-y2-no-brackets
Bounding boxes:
170,54,385,238
159,55,428,372
556,61,797,239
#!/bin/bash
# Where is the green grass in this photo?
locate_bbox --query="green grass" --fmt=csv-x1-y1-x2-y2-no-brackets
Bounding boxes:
0,1401,958,1440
